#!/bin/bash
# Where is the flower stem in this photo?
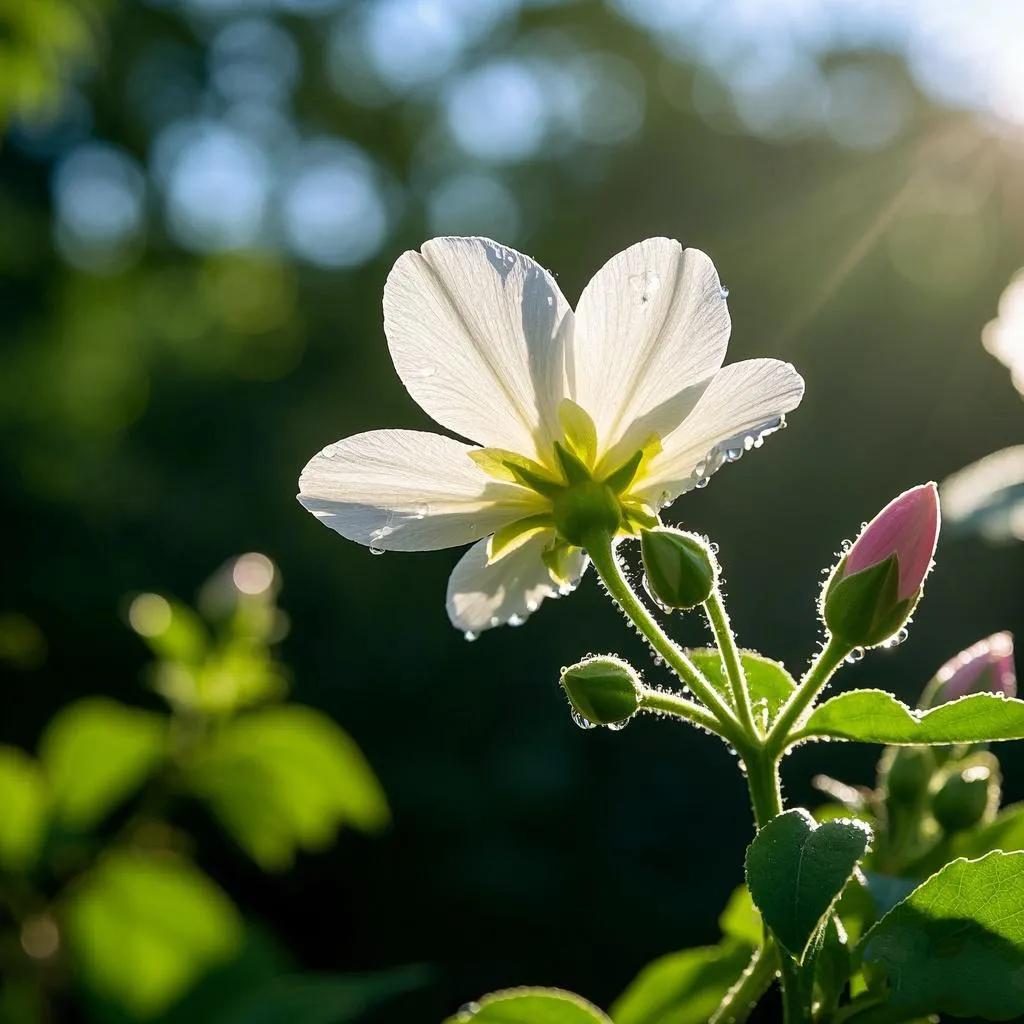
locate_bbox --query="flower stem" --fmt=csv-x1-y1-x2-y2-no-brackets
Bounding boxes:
710,945,778,1024
585,532,743,740
640,686,733,739
704,587,758,738
765,634,851,758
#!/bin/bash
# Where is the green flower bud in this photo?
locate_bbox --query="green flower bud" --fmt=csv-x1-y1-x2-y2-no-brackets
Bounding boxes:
881,746,935,806
560,655,642,727
931,756,1000,834
640,528,717,611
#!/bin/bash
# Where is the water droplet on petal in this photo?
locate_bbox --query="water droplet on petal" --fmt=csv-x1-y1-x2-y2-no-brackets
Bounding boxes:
508,613,525,627
695,477,709,489
463,630,478,642
629,269,662,304
720,284,730,298
725,447,743,463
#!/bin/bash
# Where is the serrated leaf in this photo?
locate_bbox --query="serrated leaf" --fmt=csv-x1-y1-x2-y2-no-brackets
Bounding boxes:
687,649,796,722
185,706,388,870
0,747,48,872
611,942,752,1024
861,851,1024,1020
65,850,242,1017
745,809,872,960
796,690,1024,745
447,988,610,1024
39,698,166,830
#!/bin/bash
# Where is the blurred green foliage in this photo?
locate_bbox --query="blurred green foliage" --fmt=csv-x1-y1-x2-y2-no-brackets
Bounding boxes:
0,555,395,1023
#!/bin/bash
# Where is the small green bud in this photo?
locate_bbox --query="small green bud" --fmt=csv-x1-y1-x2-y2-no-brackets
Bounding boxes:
640,528,717,610
931,756,1000,834
881,746,934,805
560,656,642,726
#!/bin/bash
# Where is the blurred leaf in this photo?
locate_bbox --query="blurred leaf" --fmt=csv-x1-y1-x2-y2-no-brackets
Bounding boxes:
687,649,795,722
718,885,761,947
185,706,388,870
0,612,47,669
0,746,48,871
611,942,751,1024
954,801,1024,858
134,597,209,667
745,809,871,960
861,851,1024,1020
447,989,610,1024
219,967,429,1024
797,690,1024,745
861,873,916,918
65,849,242,1018
40,698,167,830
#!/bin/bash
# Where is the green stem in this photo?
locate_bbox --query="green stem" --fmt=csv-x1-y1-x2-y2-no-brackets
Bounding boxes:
640,686,732,739
779,956,809,1023
585,532,743,741
766,635,851,758
710,945,778,1024
704,587,758,738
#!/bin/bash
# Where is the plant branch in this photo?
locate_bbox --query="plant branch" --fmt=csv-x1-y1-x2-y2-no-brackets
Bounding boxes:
585,532,743,741
704,587,758,738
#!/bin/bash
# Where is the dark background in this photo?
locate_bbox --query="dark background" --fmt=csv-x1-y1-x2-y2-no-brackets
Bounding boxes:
2,1,1023,1019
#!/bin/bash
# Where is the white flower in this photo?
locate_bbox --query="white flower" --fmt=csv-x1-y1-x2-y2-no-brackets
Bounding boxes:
298,236,804,635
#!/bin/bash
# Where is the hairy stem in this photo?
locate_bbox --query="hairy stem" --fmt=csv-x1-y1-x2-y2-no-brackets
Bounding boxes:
704,587,758,738
585,532,743,741
710,945,778,1024
766,635,851,757
640,686,732,739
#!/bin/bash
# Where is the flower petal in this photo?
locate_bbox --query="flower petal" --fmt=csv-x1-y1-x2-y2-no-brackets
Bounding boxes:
446,531,588,633
384,236,572,457
635,359,805,506
571,239,730,459
298,429,539,551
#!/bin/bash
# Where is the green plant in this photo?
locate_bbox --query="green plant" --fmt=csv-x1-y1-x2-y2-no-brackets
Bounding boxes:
0,554,401,1024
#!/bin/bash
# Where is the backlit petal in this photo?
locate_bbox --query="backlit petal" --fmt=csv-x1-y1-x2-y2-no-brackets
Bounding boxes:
635,358,805,506
384,236,572,457
446,531,588,633
298,429,539,551
571,239,730,460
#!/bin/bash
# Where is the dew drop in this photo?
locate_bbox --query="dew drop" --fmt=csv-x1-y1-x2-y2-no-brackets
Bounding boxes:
508,613,525,627
695,477,710,489
841,538,852,553
845,647,865,664
458,1002,481,1021
725,447,743,463
369,544,385,556
571,709,596,730
629,269,662,304
606,718,630,732
642,573,671,614
413,365,437,380
709,541,720,554
720,284,730,298
463,630,478,642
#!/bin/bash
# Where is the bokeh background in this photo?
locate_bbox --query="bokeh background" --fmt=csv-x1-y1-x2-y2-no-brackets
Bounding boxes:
3,1,1024,1021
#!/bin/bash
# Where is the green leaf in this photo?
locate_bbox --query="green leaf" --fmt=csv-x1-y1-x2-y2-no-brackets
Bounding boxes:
447,988,610,1024
745,809,872,960
718,885,762,948
185,706,388,870
0,746,48,872
686,649,796,722
611,942,752,1024
219,967,429,1024
954,802,1024,858
797,690,1024,745
861,851,1024,1020
39,698,166,830
807,917,850,1018
65,850,242,1017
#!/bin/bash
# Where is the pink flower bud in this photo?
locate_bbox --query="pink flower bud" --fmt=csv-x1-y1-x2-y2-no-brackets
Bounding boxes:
843,483,940,600
923,632,1016,708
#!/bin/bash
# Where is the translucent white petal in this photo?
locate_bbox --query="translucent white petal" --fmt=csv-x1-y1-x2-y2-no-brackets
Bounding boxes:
571,239,730,459
635,359,805,506
298,429,539,551
384,236,573,457
446,531,588,633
